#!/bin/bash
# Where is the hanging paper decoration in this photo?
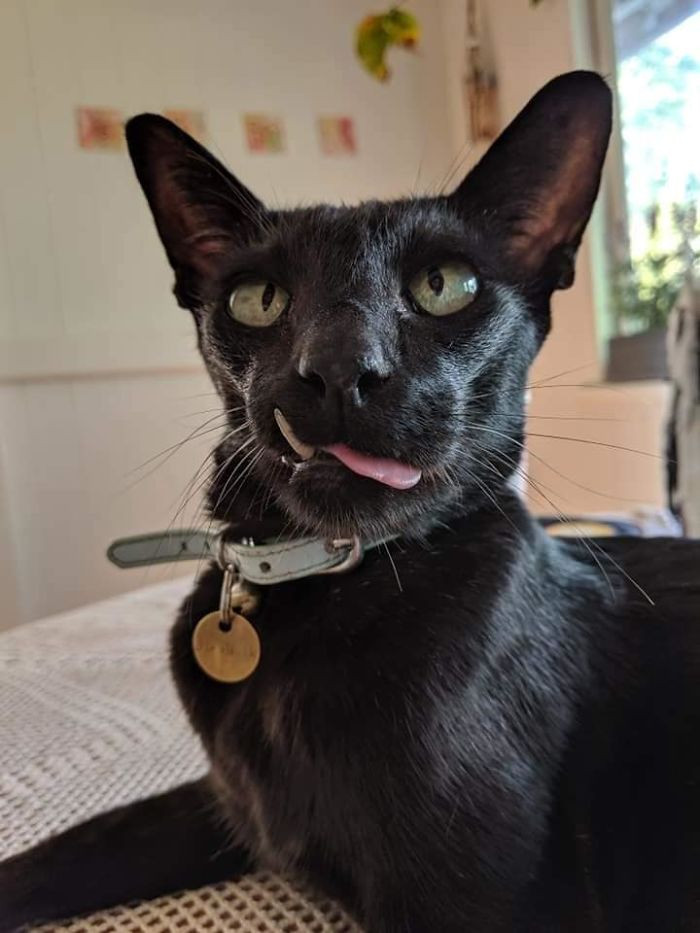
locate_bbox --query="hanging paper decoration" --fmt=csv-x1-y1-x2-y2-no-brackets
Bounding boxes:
318,116,357,155
464,0,500,142
163,110,207,142
242,114,286,154
76,107,125,151
355,7,421,82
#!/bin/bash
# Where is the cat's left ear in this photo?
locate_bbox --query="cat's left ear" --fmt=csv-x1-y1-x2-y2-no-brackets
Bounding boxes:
126,115,266,306
451,71,612,289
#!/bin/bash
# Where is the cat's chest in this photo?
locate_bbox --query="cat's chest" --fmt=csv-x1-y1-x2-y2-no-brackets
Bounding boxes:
208,667,397,873
173,560,481,767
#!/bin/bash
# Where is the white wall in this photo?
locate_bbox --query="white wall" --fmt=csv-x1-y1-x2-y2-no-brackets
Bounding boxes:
0,0,455,627
0,0,453,382
0,371,220,628
0,437,21,623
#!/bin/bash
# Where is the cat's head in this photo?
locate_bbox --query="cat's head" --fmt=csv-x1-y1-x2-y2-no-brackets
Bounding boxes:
126,71,611,540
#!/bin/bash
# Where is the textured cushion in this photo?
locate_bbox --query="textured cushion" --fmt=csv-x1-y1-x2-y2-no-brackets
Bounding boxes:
0,577,360,932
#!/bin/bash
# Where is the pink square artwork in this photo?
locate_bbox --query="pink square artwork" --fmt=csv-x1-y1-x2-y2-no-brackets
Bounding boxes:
76,107,124,151
243,114,285,154
318,116,357,156
163,109,207,141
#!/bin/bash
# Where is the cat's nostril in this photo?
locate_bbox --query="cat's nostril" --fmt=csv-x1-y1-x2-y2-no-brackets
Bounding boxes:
295,353,390,404
299,369,326,399
356,369,388,401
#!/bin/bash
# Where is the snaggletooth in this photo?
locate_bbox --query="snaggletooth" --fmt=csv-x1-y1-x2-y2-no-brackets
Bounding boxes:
274,408,316,461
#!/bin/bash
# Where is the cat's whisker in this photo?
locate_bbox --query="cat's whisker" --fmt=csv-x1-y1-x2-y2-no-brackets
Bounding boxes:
177,391,225,401
168,447,218,519
518,473,617,600
263,462,284,515
526,415,626,422
465,467,523,537
127,409,237,476
210,441,264,522
432,140,476,196
478,442,654,606
382,541,403,594
118,420,230,498
208,434,257,495
143,426,256,567
527,361,598,387
411,151,426,195
173,431,257,538
135,454,220,581
526,383,629,393
247,458,284,522
180,405,246,420
229,450,267,513
462,421,656,504
164,457,218,538
222,447,267,513
188,454,259,582
470,437,574,506
475,441,620,598
185,150,275,235
183,440,267,580
526,432,665,461
452,404,627,422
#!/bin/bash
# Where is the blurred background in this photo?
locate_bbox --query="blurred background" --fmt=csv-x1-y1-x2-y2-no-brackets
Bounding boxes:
0,0,698,628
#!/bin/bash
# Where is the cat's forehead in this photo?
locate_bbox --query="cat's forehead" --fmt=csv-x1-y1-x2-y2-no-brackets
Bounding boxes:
267,197,465,273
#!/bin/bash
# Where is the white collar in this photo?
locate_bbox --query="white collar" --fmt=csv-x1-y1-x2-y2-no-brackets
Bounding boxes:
107,529,392,585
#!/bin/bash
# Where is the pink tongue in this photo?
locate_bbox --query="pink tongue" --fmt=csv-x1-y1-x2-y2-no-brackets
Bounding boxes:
323,444,422,490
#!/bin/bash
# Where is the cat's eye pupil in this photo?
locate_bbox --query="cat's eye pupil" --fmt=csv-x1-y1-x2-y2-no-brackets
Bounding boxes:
407,262,478,317
261,282,276,312
229,280,289,327
427,268,444,296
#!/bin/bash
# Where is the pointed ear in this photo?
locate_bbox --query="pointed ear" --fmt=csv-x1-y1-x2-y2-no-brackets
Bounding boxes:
125,115,266,306
451,71,612,289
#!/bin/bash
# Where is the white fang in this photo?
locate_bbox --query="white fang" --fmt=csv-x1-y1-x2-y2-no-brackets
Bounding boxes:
274,408,316,461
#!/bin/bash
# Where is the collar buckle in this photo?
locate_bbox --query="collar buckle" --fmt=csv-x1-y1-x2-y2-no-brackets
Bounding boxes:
320,535,364,574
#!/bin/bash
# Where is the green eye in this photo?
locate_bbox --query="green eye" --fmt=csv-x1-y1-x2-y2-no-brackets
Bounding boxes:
228,282,290,327
408,263,479,317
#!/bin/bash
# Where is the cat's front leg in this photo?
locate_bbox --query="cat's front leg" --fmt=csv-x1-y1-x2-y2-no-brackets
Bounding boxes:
362,874,516,933
356,765,546,933
0,777,251,932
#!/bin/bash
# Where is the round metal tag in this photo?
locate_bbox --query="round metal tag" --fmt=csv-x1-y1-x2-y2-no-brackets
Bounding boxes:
192,611,261,683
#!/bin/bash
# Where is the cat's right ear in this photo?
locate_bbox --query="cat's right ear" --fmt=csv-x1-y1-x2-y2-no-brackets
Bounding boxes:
450,71,612,291
125,115,266,307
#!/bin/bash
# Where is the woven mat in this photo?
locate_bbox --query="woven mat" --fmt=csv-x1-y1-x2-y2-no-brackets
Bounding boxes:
0,578,360,932
32,875,358,933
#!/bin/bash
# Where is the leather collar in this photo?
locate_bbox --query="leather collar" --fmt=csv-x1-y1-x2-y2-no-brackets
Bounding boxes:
107,528,393,585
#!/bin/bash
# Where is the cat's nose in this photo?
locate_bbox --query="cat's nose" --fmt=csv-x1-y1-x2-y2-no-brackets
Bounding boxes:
295,345,392,407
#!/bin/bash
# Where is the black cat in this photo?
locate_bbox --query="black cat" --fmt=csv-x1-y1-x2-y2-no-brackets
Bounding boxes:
3,71,700,933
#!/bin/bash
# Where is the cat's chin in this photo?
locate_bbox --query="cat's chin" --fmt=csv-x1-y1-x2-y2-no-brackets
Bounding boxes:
271,456,458,541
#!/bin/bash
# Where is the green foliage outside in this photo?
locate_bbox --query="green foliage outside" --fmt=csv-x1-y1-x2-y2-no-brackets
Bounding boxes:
611,202,699,334
612,23,700,334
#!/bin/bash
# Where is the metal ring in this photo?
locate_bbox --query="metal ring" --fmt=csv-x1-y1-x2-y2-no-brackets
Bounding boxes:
319,535,364,574
219,564,238,625
216,534,229,571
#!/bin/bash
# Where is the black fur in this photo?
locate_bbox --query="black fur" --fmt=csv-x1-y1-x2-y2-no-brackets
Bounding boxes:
2,72,700,932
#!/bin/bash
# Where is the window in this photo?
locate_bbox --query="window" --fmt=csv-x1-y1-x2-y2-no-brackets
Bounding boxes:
608,1,699,337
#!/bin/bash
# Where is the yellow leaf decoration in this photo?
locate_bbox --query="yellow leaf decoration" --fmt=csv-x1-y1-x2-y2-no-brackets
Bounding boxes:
355,7,421,82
